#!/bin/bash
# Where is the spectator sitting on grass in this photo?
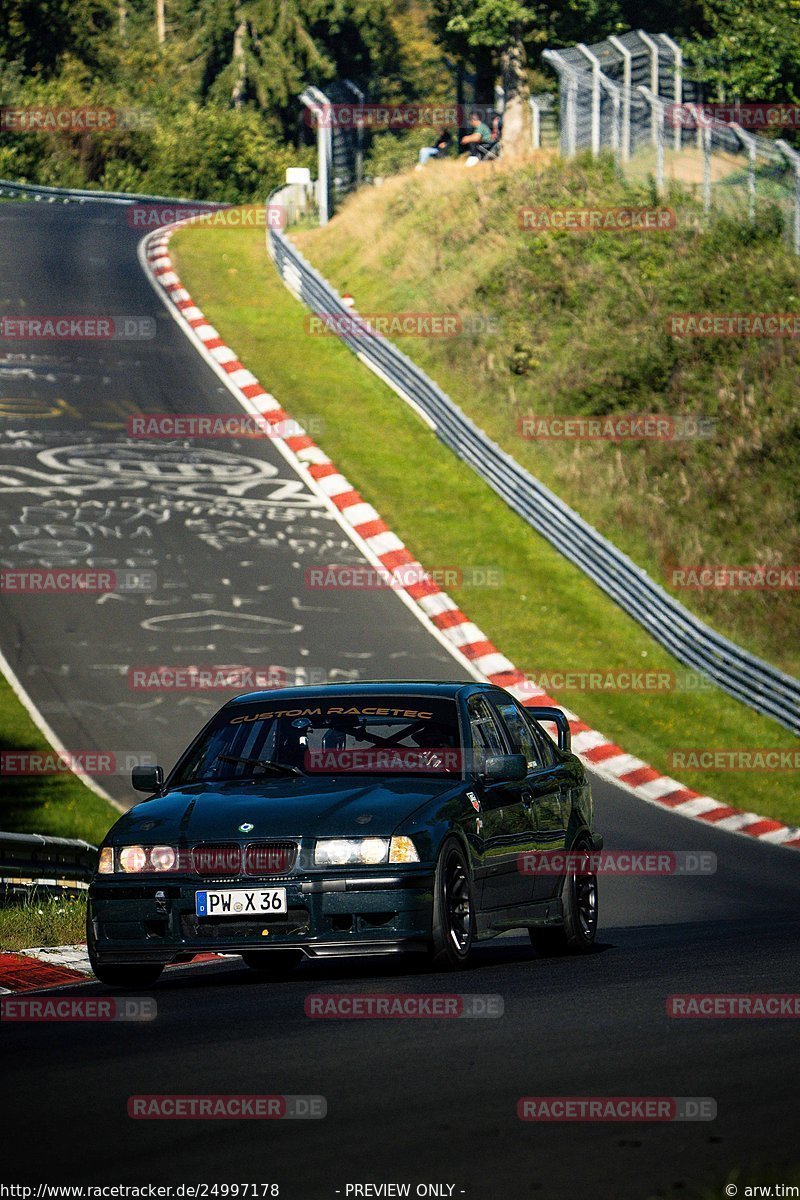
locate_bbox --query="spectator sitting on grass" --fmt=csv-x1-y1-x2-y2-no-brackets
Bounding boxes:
418,127,453,167
461,111,492,159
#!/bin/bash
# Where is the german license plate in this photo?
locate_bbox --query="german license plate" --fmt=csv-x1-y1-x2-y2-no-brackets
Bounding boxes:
195,888,287,917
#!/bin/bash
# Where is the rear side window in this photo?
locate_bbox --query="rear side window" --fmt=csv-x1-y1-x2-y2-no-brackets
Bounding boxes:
490,698,543,769
521,708,558,767
466,695,508,767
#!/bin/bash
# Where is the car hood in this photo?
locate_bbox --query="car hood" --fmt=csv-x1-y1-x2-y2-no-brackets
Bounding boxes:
111,774,464,843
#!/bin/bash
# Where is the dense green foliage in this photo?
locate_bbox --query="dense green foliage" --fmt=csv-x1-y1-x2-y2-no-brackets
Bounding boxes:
0,0,798,198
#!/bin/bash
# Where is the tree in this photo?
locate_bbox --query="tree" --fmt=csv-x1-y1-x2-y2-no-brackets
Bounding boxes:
689,0,800,102
429,0,625,158
194,0,403,131
0,0,115,75
430,0,537,156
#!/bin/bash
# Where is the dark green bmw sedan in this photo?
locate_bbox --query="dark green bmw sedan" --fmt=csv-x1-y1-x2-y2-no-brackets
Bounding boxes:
87,681,603,985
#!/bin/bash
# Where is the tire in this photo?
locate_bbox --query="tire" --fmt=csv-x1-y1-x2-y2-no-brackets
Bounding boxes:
429,839,476,970
86,908,164,987
241,950,304,978
529,841,598,956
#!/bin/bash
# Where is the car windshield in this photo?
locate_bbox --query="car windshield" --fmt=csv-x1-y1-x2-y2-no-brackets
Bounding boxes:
171,695,463,786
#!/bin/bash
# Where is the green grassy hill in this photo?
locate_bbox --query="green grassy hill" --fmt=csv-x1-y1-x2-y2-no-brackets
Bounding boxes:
296,153,800,678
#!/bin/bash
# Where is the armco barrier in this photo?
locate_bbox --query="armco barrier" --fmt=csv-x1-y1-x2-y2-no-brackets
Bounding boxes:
267,222,800,735
0,178,223,207
0,832,97,899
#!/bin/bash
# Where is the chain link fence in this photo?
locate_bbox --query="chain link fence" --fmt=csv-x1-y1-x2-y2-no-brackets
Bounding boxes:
543,31,800,253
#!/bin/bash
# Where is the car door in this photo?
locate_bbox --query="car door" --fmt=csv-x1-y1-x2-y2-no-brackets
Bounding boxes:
467,694,536,910
489,696,568,901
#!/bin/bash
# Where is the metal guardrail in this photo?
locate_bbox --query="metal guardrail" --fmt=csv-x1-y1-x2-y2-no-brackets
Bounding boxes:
0,178,220,206
0,832,98,898
267,224,800,734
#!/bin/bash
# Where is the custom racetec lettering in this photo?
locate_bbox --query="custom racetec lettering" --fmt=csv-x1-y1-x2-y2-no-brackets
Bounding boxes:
229,706,434,723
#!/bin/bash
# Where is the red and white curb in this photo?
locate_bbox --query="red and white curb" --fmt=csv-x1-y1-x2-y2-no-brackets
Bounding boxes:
0,945,228,993
138,220,800,854
0,946,90,992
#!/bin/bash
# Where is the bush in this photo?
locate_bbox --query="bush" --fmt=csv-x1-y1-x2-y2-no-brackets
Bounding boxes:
365,126,443,178
0,60,313,202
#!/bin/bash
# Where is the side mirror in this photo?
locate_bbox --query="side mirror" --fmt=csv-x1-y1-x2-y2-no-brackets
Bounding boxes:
131,765,164,795
484,753,527,783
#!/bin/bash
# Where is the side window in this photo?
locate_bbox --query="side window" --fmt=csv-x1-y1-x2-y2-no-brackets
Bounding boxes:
491,699,541,769
521,708,558,767
467,696,508,772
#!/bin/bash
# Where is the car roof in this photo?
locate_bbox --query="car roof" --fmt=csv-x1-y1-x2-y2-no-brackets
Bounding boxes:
226,680,495,706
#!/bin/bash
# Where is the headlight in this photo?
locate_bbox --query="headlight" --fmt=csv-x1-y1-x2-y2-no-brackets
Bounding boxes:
314,837,389,866
149,845,176,871
389,835,419,864
119,845,147,873
104,845,180,874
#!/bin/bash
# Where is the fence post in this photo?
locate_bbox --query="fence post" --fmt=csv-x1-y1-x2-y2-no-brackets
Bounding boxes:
731,124,758,224
530,96,541,149
300,88,331,225
608,35,632,162
344,79,364,188
599,74,622,164
543,50,578,159
658,33,683,152
638,87,665,194
702,121,712,214
565,73,578,157
776,140,800,255
576,43,601,156
637,30,661,145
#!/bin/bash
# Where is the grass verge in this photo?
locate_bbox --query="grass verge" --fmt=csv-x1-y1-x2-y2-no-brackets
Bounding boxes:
297,155,800,679
171,221,799,827
0,894,86,953
0,674,120,844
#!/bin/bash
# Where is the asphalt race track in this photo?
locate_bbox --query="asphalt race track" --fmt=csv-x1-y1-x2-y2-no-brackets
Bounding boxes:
0,201,468,803
1,199,798,1199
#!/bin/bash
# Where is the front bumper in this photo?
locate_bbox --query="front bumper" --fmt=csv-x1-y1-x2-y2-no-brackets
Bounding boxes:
88,870,435,963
